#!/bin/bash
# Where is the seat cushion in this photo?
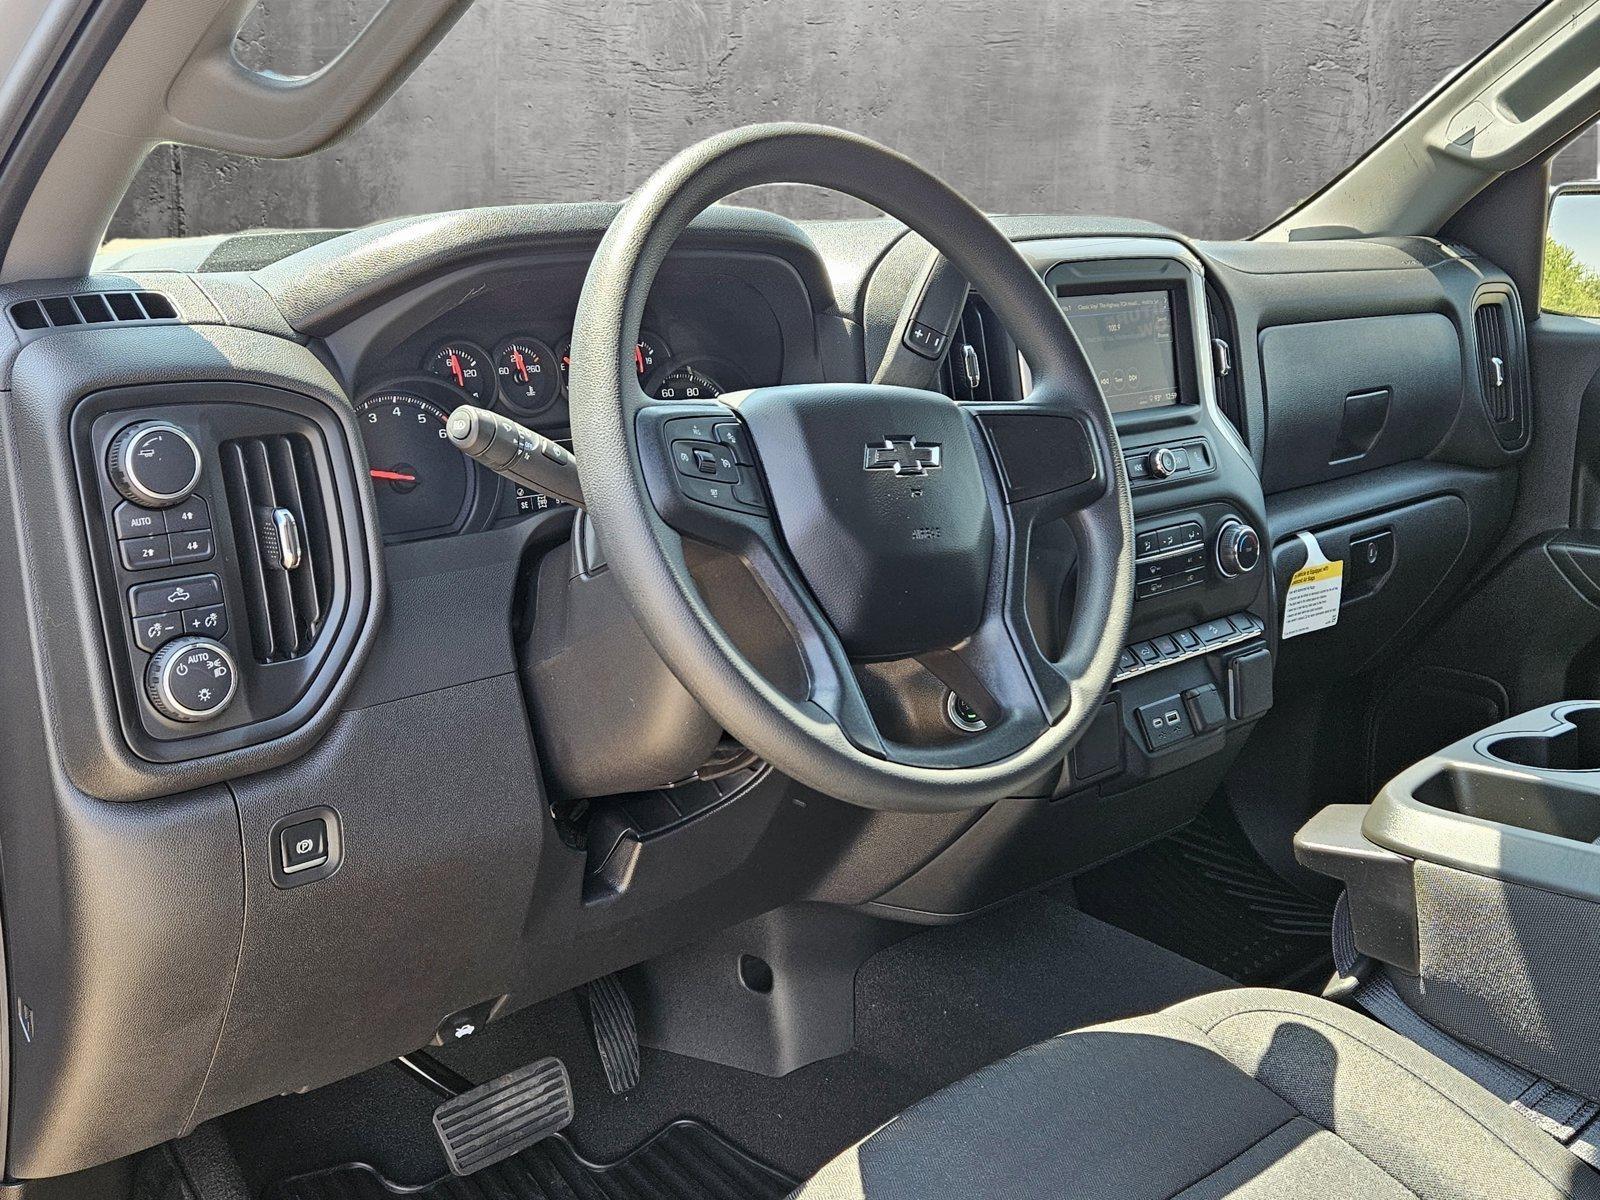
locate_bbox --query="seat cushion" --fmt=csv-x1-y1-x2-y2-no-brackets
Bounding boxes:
794,987,1600,1199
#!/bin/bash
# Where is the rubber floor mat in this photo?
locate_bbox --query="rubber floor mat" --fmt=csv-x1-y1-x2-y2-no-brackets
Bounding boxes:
260,1119,796,1200
1074,799,1335,988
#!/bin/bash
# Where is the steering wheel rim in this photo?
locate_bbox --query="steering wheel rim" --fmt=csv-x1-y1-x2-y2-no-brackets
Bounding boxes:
568,123,1133,812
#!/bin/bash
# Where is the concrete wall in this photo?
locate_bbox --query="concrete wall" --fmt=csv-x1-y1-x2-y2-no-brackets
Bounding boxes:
108,0,1542,243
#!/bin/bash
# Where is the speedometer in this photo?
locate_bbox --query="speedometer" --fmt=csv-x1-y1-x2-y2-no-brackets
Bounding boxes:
651,364,725,401
357,385,474,538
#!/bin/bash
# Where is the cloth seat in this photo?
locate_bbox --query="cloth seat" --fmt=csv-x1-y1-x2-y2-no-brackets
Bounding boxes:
793,987,1600,1199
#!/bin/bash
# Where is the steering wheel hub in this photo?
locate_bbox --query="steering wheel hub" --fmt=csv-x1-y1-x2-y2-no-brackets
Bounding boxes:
737,384,992,659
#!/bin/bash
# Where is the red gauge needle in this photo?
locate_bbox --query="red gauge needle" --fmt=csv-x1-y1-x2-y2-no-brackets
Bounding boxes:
448,351,465,389
512,348,529,382
635,344,646,375
370,468,418,482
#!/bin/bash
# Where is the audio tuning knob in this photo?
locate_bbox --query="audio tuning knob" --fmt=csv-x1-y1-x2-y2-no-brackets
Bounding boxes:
108,420,202,509
1147,446,1180,479
1215,518,1262,577
145,636,237,723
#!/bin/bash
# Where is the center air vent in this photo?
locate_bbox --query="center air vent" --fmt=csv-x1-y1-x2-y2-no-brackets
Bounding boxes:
1472,291,1530,450
938,293,1021,403
221,434,332,663
1204,282,1246,444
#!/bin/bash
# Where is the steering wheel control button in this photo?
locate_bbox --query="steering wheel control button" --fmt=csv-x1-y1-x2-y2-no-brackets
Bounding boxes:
108,420,202,508
1215,518,1261,577
120,534,172,571
165,495,210,533
113,501,165,540
169,528,214,565
144,636,237,722
672,439,738,482
945,691,987,733
269,807,342,889
132,611,183,653
903,320,948,359
279,818,329,875
712,422,756,465
129,572,223,618
1136,694,1193,751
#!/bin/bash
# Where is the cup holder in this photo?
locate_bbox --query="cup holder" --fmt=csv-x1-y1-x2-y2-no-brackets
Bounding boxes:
1485,706,1600,772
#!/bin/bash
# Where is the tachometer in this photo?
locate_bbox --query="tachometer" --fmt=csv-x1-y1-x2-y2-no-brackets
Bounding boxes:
494,336,560,414
424,341,490,404
357,386,473,537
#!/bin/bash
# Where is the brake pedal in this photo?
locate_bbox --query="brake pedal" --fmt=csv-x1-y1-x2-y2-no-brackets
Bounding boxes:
585,973,641,1094
431,1056,573,1176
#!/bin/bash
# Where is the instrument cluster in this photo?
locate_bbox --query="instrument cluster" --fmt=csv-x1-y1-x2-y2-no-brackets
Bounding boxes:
355,330,750,542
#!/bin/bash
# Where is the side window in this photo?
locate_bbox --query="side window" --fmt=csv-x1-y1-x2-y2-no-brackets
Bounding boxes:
1546,122,1600,317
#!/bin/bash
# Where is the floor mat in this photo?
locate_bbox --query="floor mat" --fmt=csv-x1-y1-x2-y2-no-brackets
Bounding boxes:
430,894,1230,1178
260,1120,794,1200
1074,798,1335,988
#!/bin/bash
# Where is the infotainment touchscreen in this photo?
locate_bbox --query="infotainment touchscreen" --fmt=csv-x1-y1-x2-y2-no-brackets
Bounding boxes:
1057,290,1181,413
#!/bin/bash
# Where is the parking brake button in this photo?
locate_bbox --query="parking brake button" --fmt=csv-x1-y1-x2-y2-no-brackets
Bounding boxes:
279,818,329,875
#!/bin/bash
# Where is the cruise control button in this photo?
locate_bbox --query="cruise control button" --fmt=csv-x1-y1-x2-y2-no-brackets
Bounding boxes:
132,611,182,653
712,421,757,465
114,501,165,540
120,535,171,571
169,528,214,565
129,574,222,617
671,440,739,483
183,604,228,637
166,495,210,533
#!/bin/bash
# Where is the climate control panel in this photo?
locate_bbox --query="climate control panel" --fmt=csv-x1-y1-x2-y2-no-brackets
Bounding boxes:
74,383,361,763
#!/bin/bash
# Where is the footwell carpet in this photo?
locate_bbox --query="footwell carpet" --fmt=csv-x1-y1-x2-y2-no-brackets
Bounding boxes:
261,1120,795,1200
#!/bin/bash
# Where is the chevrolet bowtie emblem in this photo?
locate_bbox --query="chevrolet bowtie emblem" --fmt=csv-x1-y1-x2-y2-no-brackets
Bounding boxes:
864,437,942,476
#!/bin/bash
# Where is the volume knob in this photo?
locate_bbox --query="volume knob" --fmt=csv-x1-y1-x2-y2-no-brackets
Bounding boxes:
108,421,201,508
145,636,237,723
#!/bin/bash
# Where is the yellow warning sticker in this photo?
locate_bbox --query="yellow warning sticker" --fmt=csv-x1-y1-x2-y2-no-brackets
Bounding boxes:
1281,531,1343,639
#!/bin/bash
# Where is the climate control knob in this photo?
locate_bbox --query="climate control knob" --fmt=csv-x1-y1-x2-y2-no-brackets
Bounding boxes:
145,636,237,723
1215,518,1262,577
108,420,201,509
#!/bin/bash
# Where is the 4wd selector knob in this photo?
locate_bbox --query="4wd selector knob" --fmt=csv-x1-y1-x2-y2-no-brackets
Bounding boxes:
1215,518,1262,577
145,636,237,722
108,420,201,508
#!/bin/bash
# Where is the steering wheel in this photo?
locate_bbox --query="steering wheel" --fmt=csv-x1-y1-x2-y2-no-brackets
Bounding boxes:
567,124,1133,812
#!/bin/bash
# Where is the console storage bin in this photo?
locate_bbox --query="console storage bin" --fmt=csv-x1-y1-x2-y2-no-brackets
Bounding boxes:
1296,702,1600,1098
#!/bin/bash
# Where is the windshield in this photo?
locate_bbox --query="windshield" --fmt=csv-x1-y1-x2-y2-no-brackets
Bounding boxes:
103,0,1543,251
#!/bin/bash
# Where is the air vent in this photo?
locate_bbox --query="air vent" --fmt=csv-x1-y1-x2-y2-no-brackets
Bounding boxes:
1472,292,1530,449
8,290,175,332
1204,282,1246,444
220,434,332,663
937,293,1021,403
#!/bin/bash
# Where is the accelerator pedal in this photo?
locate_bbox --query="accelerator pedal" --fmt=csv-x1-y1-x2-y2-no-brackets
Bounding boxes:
585,973,641,1094
432,1056,573,1176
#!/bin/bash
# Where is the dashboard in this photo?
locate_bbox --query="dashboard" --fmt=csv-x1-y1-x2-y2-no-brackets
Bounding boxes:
0,199,1533,1183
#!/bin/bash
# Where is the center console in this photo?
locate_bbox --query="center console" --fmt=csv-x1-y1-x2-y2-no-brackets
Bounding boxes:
1298,702,1600,1098
1011,239,1274,796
